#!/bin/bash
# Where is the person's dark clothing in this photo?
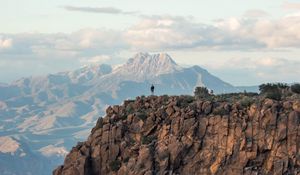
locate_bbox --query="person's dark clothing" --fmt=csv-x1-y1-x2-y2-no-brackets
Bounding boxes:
151,85,155,94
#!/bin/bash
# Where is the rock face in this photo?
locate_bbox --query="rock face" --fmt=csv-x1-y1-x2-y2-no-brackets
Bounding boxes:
53,96,300,175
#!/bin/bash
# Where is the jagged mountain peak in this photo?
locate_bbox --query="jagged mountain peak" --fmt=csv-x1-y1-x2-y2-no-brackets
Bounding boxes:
118,53,180,80
69,63,112,80
128,52,177,65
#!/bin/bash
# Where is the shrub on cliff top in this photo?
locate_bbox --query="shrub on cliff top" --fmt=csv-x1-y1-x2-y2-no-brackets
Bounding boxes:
178,95,194,107
259,83,288,93
291,84,300,94
109,160,121,172
136,110,147,121
259,83,285,100
125,104,134,114
141,135,157,145
212,107,229,116
240,96,255,108
194,87,210,99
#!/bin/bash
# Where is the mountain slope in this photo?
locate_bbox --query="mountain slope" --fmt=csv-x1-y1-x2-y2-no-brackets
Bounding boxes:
0,136,53,175
54,95,300,175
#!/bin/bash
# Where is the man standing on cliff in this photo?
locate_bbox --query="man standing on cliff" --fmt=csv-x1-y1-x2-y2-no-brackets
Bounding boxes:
151,84,155,95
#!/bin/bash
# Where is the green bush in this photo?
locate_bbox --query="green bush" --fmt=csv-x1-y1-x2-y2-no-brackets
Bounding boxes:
259,83,287,94
162,95,169,101
129,137,136,145
194,87,210,99
212,107,229,115
141,135,156,145
123,157,130,163
121,114,127,120
265,89,282,100
240,97,255,108
259,83,284,100
291,84,300,94
178,95,195,107
126,104,134,114
109,160,121,172
136,111,147,121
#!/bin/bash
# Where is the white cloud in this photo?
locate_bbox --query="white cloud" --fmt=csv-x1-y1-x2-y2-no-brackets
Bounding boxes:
282,2,300,10
243,10,269,18
123,14,300,51
125,16,232,51
0,136,19,154
256,57,282,67
203,56,300,84
80,55,111,64
0,12,300,83
0,37,12,49
39,145,68,157
1,14,300,57
253,16,300,48
125,18,198,50
285,12,300,18
214,15,300,49
215,17,241,31
73,29,126,51
64,6,137,15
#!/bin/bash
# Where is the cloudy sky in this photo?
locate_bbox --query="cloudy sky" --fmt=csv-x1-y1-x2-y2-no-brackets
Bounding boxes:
0,0,300,85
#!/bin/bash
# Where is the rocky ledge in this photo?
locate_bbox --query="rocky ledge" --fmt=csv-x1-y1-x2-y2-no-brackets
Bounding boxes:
54,95,300,175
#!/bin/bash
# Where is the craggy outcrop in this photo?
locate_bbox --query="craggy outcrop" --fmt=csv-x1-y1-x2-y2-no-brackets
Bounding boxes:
54,95,300,175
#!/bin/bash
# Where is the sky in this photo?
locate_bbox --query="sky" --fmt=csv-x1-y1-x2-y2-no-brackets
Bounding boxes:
0,0,300,85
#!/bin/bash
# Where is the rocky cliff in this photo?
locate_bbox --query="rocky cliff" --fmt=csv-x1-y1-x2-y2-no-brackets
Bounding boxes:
53,94,300,175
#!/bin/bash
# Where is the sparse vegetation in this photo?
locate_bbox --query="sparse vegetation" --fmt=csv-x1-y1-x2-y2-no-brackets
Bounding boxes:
121,114,128,120
178,95,195,107
141,135,156,145
109,160,121,172
126,104,134,114
214,92,258,103
129,137,136,145
266,90,282,100
212,107,229,116
239,96,255,108
136,110,147,121
259,83,288,94
194,87,210,99
291,84,300,94
123,157,130,163
123,124,129,132
258,83,288,100
162,95,169,102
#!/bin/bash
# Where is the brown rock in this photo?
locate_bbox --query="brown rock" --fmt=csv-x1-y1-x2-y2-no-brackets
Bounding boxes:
202,101,212,114
106,106,114,115
292,100,300,112
112,105,119,113
283,101,292,110
54,96,300,175
166,106,174,116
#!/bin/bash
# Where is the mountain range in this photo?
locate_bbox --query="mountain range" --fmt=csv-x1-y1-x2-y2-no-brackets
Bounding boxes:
0,52,257,174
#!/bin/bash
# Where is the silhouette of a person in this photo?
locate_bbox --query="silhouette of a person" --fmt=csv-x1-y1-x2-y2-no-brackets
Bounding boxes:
151,84,155,95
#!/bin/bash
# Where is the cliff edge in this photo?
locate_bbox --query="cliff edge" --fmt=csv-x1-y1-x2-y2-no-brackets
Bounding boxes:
53,94,300,175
